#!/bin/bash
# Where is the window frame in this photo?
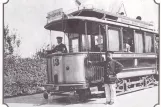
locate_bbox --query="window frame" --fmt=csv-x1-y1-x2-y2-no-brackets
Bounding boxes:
144,32,155,53
107,26,121,52
133,30,144,53
68,33,79,53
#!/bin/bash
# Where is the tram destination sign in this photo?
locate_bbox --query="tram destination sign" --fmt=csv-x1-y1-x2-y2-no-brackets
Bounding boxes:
47,8,63,23
117,18,153,29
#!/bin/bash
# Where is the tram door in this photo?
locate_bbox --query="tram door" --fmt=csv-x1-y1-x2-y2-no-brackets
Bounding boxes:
86,24,106,83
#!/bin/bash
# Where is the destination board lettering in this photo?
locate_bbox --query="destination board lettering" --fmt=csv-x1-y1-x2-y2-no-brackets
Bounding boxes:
132,21,138,26
47,8,63,23
120,18,132,24
118,17,151,29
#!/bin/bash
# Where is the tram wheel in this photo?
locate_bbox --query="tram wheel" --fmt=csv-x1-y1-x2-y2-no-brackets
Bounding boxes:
43,91,48,99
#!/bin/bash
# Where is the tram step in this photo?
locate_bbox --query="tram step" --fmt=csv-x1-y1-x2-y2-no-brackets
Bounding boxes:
50,92,72,96
91,91,104,95
90,86,98,92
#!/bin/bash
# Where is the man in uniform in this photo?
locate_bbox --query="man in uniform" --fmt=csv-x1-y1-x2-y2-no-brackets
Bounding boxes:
47,36,67,54
104,51,123,105
88,51,123,105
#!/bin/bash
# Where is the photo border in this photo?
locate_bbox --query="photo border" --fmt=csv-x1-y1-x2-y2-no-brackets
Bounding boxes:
1,0,160,107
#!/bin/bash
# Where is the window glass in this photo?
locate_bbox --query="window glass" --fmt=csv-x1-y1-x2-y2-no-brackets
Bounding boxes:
81,35,91,51
68,33,79,53
145,33,154,53
108,29,120,51
134,32,143,53
92,35,103,52
123,29,134,52
71,39,79,52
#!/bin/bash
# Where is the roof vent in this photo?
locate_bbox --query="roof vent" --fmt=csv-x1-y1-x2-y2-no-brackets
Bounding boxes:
120,12,124,15
136,16,142,20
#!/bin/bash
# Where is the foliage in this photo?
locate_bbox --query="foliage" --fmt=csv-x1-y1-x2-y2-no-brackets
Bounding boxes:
4,25,21,56
3,25,48,97
4,56,47,97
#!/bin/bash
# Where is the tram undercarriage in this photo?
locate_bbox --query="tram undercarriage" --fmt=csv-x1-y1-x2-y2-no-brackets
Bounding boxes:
43,73,158,102
116,75,157,95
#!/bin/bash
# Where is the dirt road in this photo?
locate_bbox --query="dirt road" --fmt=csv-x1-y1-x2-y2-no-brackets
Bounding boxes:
4,87,159,107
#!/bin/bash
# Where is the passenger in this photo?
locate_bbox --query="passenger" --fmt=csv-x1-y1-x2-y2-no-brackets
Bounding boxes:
47,36,67,54
88,51,123,105
123,43,131,52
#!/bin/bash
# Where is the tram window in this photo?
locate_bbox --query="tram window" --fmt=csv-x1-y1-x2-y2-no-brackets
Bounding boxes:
71,39,79,52
144,33,154,53
68,33,79,53
134,32,144,53
91,24,105,52
81,35,91,51
92,35,103,52
108,29,120,51
123,29,134,52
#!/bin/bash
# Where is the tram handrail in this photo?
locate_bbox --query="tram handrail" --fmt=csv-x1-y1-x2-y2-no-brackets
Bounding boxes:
123,67,156,71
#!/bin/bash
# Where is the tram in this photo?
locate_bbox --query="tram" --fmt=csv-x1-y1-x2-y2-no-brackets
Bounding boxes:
43,7,158,100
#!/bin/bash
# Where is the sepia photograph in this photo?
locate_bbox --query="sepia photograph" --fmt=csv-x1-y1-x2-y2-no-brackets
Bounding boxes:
3,0,160,107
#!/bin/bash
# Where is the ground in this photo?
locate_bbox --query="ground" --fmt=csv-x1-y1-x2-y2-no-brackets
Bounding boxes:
4,86,159,107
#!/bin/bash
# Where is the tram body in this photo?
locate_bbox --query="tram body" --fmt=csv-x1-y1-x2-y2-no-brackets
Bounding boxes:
43,7,158,99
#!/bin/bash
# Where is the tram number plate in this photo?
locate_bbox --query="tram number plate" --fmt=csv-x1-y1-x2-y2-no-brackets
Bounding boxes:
53,58,59,66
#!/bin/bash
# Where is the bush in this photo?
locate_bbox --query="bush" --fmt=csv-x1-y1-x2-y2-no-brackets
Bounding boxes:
4,55,47,97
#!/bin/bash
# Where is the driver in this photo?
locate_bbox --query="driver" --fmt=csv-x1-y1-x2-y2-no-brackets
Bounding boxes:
47,36,67,54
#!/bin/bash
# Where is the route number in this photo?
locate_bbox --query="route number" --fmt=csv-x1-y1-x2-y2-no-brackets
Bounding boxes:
53,58,59,66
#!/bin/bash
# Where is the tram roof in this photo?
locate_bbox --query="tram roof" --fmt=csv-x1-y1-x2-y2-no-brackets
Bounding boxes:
45,8,158,34
69,8,152,25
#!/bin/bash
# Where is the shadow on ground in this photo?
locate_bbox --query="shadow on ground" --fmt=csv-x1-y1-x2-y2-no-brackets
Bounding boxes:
4,93,103,106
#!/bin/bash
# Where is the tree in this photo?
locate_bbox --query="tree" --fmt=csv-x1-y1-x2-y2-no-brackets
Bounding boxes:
4,25,21,56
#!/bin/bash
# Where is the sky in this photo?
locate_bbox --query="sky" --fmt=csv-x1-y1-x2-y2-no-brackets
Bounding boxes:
4,0,159,58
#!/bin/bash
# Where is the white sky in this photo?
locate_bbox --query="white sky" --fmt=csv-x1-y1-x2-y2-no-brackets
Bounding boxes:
4,0,159,58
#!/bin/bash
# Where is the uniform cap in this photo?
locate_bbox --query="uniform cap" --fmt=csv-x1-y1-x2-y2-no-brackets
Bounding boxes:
56,37,63,39
106,51,114,54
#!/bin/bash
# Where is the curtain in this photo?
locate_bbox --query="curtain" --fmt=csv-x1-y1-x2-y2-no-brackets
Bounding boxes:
145,33,152,52
134,32,143,53
108,29,120,51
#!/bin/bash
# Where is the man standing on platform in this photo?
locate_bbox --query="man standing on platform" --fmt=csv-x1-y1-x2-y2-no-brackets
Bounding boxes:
46,36,67,54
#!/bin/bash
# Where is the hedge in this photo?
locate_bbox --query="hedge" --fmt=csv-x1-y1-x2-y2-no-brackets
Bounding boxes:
4,55,47,97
